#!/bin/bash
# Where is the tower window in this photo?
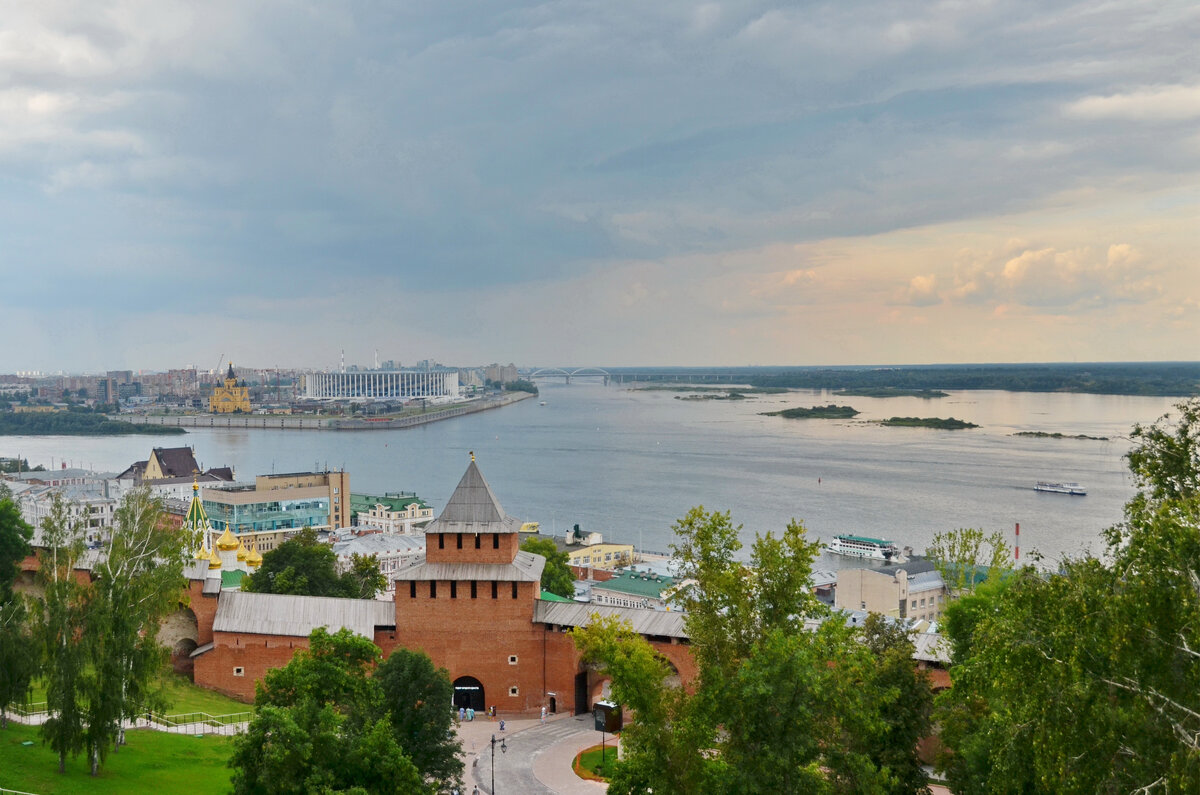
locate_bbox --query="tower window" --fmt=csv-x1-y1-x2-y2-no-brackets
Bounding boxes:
457,533,463,549
450,581,457,599
493,534,499,549
410,581,417,599
512,581,518,599
430,581,437,598
475,534,481,549
438,534,445,550
491,581,498,599
471,581,477,599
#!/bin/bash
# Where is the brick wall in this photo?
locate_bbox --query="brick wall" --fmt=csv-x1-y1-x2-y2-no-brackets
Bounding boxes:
425,531,520,565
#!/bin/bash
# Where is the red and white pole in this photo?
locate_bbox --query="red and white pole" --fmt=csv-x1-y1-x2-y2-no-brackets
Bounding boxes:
1014,522,1020,562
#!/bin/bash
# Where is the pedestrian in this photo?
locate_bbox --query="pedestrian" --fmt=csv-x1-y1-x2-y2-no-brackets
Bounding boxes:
499,719,506,732
473,787,480,795
540,705,546,724
467,707,475,721
459,706,465,723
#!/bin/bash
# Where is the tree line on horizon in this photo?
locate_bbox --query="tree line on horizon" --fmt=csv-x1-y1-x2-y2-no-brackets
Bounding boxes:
748,362,1200,397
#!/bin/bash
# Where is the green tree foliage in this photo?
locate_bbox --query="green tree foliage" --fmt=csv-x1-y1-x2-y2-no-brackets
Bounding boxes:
343,553,388,599
0,495,36,728
0,493,32,600
502,379,539,394
34,493,90,774
230,628,457,794
925,527,1011,597
84,488,192,770
520,536,575,598
244,527,385,599
574,508,934,794
936,399,1200,792
0,412,184,436
374,647,462,785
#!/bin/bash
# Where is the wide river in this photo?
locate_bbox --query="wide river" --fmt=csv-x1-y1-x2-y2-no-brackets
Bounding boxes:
3,385,1186,567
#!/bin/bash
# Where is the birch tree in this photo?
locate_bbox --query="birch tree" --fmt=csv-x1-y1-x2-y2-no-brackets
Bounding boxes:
84,487,192,773
35,492,90,774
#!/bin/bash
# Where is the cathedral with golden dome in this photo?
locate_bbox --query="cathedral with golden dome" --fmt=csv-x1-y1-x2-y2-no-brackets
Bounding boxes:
209,362,251,413
184,480,261,578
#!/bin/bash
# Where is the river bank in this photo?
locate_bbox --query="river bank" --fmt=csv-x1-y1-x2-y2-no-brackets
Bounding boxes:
118,392,535,432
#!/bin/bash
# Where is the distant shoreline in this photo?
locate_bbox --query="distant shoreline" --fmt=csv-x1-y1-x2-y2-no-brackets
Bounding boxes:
117,392,535,432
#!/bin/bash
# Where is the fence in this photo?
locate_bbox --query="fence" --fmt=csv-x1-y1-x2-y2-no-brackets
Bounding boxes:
5,704,252,736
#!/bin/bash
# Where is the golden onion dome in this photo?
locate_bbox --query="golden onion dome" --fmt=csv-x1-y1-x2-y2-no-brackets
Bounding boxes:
246,547,263,568
207,548,223,570
235,539,248,562
216,527,239,551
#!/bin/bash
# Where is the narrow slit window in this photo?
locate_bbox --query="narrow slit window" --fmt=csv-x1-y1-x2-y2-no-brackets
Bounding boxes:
430,581,437,598
491,581,498,599
512,581,518,599
471,581,477,599
457,533,463,549
410,581,416,598
493,534,499,549
438,534,445,550
450,581,458,598
475,534,481,549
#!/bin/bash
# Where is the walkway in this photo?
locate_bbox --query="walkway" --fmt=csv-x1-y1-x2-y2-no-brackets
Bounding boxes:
456,712,609,794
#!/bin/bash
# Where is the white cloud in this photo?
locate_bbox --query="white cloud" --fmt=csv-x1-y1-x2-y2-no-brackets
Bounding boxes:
1065,84,1200,121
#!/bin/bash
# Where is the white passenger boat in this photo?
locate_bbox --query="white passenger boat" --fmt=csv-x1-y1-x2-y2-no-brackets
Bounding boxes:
1034,481,1086,495
827,534,899,561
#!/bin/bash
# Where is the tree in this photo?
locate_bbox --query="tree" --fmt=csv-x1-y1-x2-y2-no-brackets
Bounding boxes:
520,536,575,598
230,628,434,794
575,508,925,794
0,493,34,728
343,553,388,599
925,527,1011,597
936,400,1200,792
0,494,32,600
34,493,90,774
857,614,933,795
374,647,463,786
244,527,378,598
84,488,192,771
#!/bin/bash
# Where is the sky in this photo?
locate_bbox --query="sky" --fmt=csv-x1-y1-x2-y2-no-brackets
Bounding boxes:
1,0,1198,372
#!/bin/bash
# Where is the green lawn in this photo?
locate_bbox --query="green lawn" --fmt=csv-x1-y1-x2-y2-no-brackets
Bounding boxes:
0,723,234,794
24,672,250,719
575,743,616,782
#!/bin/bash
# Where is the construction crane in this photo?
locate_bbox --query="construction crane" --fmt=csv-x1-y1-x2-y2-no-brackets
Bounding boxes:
215,353,224,378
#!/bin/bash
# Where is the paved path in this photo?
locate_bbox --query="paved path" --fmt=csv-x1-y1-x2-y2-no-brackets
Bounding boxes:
457,713,609,794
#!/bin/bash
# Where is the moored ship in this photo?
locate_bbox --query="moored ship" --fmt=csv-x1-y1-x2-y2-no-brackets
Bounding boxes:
827,534,899,561
1034,481,1087,495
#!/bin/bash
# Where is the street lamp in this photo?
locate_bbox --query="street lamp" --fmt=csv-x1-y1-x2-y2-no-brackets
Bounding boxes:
490,733,507,793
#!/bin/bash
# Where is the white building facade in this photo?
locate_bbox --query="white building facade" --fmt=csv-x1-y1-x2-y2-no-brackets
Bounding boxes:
302,369,460,401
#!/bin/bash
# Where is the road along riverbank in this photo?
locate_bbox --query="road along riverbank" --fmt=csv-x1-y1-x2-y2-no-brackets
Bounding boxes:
119,392,535,432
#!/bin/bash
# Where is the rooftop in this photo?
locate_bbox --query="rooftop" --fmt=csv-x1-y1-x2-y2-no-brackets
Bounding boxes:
422,458,522,535
594,568,676,599
212,590,395,638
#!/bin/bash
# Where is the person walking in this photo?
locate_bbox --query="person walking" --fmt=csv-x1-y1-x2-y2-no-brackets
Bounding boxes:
540,705,546,724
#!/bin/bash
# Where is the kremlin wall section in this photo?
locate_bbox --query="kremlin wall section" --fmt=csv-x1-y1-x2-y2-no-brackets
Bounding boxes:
191,572,697,711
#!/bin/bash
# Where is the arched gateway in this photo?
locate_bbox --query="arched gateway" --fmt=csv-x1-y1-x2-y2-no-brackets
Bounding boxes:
453,675,485,711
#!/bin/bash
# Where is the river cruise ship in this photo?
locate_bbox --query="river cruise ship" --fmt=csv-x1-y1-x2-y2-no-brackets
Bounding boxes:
827,534,899,561
1034,481,1087,495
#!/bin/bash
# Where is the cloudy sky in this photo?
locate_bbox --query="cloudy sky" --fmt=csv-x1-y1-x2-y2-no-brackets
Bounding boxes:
2,0,1197,372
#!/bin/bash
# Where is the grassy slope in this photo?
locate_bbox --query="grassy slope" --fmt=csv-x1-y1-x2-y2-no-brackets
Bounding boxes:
25,672,250,718
0,723,233,794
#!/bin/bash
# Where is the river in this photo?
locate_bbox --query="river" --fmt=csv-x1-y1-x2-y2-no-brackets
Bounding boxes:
2,385,1184,567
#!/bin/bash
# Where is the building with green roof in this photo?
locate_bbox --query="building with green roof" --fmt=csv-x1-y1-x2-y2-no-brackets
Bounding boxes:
591,568,679,611
350,491,434,534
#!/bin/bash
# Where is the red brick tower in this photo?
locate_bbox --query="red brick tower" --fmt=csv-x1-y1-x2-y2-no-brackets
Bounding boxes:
389,454,548,714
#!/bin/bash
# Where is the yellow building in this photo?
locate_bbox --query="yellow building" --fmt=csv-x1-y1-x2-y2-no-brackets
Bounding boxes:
567,542,634,570
209,363,251,413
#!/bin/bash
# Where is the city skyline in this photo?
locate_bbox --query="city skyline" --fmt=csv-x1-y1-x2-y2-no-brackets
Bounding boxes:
1,1,1197,371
